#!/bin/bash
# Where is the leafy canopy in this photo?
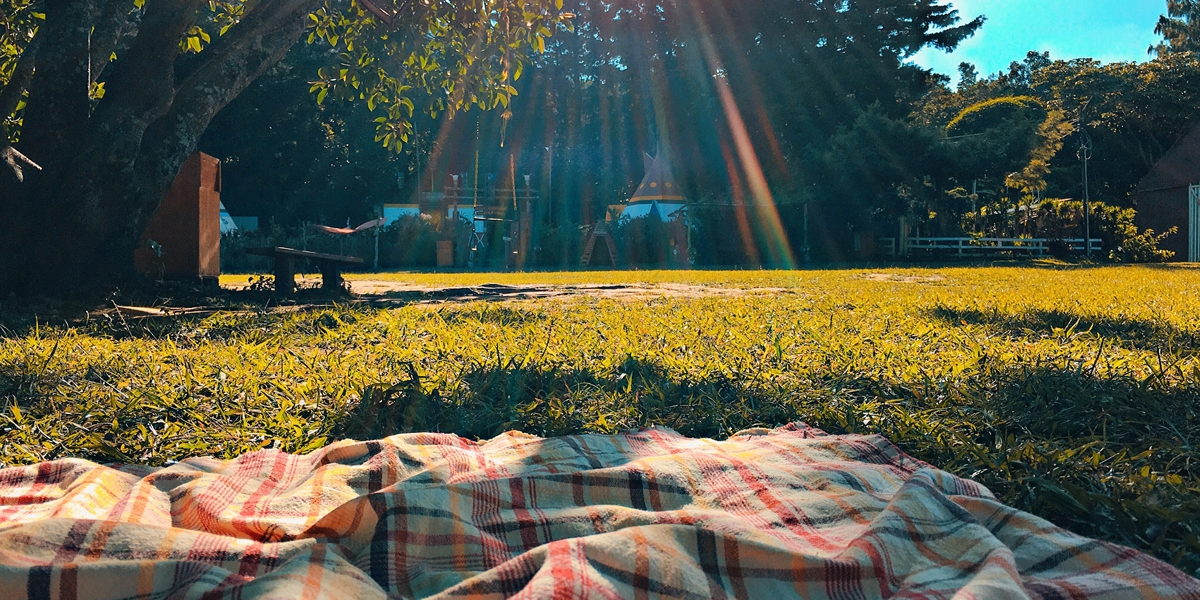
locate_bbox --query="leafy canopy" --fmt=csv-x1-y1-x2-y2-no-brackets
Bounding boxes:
305,0,573,151
0,0,572,150
0,0,39,140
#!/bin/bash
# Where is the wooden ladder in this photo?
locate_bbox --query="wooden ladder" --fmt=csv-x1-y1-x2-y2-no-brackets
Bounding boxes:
582,224,618,266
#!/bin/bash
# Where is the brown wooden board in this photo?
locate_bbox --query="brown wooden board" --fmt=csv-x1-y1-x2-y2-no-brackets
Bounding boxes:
245,247,364,264
134,153,222,280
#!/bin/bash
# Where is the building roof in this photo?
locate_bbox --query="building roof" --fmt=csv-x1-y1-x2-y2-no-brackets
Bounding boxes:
630,151,685,203
1135,122,1200,193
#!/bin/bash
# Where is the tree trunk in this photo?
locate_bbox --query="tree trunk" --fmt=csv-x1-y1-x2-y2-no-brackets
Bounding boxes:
18,0,91,174
89,0,137,83
0,0,95,294
0,0,321,297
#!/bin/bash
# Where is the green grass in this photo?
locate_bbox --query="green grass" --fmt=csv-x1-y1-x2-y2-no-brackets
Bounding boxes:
3,265,1200,574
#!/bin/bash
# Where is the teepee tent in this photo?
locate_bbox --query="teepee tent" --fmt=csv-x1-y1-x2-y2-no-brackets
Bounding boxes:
218,202,239,234
618,151,686,221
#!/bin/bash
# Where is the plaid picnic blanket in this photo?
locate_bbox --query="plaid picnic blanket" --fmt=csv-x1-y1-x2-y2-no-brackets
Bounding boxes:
2,424,1197,600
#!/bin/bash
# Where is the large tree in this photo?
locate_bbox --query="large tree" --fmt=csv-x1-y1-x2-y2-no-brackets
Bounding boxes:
0,0,567,295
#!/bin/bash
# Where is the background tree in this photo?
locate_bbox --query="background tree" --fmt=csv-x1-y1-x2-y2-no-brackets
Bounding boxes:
198,41,414,227
916,50,1200,209
1151,0,1200,55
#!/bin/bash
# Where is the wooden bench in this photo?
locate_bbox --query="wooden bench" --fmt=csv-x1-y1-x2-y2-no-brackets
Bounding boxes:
245,247,363,295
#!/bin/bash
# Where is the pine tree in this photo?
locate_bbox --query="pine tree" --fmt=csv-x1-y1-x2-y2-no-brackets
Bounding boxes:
1151,0,1200,55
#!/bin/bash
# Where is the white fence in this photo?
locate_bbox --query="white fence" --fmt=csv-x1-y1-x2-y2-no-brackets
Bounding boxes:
881,237,1102,258
1189,185,1199,263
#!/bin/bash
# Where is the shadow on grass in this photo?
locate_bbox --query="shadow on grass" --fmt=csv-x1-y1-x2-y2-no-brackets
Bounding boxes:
435,304,551,327
927,305,1197,351
0,282,366,339
983,363,1200,446
977,363,1200,575
333,357,792,443
790,361,1200,576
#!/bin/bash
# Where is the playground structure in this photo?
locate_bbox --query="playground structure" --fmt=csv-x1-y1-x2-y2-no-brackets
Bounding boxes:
581,221,618,267
417,183,539,270
1133,123,1200,262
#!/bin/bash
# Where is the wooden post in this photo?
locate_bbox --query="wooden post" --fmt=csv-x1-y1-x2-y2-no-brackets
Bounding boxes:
320,261,343,291
275,256,295,296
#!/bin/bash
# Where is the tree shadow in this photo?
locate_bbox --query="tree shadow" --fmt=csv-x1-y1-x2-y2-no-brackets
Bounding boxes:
326,355,1200,573
0,283,362,340
958,362,1200,572
362,283,636,307
983,363,1199,446
926,305,1197,351
332,357,791,443
432,303,551,327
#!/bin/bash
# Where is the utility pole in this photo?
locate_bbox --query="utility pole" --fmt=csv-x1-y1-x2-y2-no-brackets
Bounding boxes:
968,180,977,234
802,202,810,263
545,145,553,226
1076,101,1093,259
374,206,381,271
1078,140,1093,258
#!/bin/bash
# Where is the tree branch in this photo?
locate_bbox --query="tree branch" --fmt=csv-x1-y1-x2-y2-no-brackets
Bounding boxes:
358,0,397,28
1,144,43,182
125,0,322,237
89,0,138,83
139,0,323,170
86,0,204,142
0,36,40,122
174,0,321,85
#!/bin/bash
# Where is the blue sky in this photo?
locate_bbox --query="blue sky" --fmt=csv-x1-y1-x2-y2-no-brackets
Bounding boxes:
911,0,1167,86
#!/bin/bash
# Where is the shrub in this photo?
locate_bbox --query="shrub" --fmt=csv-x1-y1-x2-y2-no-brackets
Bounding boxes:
1110,227,1176,263
1020,199,1177,263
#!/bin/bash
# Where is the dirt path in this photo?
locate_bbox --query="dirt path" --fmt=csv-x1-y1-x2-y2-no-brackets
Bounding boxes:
85,281,795,322
345,281,794,303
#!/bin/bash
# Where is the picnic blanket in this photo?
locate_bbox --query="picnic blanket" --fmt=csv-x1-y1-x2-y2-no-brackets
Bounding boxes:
2,424,1198,600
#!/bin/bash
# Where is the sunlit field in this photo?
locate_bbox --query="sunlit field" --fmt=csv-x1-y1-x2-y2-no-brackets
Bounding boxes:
3,265,1200,573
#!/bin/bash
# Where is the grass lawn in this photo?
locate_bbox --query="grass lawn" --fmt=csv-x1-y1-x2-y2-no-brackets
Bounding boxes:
3,264,1200,573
